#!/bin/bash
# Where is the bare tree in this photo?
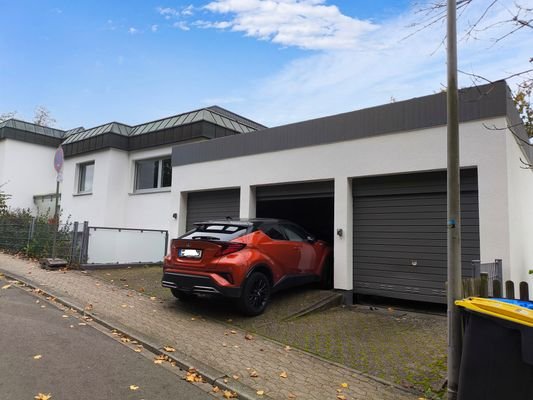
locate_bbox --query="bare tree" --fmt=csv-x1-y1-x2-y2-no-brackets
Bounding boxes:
33,106,56,127
0,111,17,123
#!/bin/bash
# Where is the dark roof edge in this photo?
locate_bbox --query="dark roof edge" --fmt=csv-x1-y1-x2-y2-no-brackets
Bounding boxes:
171,81,510,167
0,126,63,148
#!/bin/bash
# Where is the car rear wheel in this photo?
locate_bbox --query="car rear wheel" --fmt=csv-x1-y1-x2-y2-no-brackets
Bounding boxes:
170,288,195,301
239,272,271,316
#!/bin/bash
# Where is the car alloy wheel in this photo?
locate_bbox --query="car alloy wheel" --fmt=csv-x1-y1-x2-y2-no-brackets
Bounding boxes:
240,272,271,316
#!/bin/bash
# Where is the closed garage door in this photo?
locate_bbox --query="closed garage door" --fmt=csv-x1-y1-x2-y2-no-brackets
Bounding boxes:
186,189,240,230
353,169,480,303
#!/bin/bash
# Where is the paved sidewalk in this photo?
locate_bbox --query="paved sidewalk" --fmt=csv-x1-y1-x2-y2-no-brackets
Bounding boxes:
0,253,415,400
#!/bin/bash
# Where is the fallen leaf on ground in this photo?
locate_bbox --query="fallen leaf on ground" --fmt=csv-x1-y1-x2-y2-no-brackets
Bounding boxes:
129,385,139,391
121,304,127,308
257,390,265,396
222,342,227,347
139,287,145,292
33,355,42,360
232,375,239,380
250,370,259,378
163,346,175,352
288,393,296,399
223,390,237,399
61,315,68,318
78,323,87,326
154,355,166,364
284,345,291,351
1,284,11,289
212,386,220,393
280,371,288,378
34,393,52,400
340,383,348,388
134,346,143,353
230,330,237,334
336,395,346,400
185,370,203,383
121,337,131,343
149,296,156,300
244,334,253,340
84,304,93,311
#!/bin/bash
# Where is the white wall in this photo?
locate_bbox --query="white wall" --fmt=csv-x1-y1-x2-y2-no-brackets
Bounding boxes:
171,117,521,290
0,139,57,212
505,131,533,282
61,146,176,232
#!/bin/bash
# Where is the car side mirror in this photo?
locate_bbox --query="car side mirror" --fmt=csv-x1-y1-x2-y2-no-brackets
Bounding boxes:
306,235,316,243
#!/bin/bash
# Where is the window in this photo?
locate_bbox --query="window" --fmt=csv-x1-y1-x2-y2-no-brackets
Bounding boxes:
261,224,287,241
78,162,94,194
134,157,172,191
282,224,307,242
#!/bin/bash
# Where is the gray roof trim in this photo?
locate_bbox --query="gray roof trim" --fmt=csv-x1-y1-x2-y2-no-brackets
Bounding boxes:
0,126,64,147
0,119,65,147
172,81,511,167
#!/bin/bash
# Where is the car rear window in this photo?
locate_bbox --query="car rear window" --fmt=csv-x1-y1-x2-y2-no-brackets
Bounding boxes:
180,224,248,241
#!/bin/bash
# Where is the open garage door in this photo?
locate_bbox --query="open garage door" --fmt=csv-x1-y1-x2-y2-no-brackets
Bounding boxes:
256,181,334,244
353,169,480,304
186,189,240,231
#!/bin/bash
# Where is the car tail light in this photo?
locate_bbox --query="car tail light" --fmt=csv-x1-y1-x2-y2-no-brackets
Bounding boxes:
216,242,246,256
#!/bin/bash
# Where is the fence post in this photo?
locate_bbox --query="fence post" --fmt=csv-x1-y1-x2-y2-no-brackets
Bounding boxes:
519,282,529,301
493,279,502,298
494,259,503,281
80,221,89,264
68,221,79,264
505,281,515,299
26,217,36,256
479,272,489,298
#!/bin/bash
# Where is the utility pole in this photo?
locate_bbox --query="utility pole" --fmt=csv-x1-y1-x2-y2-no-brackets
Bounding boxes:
447,0,462,399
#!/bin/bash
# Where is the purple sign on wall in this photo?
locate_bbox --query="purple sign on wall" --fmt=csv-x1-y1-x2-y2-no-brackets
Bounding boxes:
54,146,64,173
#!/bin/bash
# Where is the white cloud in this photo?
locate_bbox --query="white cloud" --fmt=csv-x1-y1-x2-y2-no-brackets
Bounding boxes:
128,27,139,34
202,0,377,50
224,0,533,126
157,5,195,19
173,21,191,31
151,24,159,32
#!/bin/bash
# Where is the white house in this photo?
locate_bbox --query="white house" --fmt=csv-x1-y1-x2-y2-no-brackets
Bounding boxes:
0,119,71,214
168,81,533,303
59,106,265,230
2,81,532,303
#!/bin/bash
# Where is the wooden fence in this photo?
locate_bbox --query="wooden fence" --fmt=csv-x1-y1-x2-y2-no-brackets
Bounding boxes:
462,274,531,301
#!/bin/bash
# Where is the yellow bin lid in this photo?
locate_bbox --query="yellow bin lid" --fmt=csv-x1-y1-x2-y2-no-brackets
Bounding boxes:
455,297,533,327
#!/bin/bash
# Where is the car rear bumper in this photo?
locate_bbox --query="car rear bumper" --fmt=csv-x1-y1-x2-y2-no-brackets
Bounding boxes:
162,272,241,298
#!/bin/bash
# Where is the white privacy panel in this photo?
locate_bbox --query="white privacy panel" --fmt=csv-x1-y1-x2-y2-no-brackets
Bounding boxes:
87,227,167,264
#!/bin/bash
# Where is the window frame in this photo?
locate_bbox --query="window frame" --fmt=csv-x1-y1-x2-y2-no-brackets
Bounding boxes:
77,161,95,194
133,156,172,193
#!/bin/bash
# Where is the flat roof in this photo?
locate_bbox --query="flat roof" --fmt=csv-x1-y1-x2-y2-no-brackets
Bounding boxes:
172,81,531,167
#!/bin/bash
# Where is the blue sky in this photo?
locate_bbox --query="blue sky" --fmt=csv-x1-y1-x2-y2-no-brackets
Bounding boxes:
0,0,530,129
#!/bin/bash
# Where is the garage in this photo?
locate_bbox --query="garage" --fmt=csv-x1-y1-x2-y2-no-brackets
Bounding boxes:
255,181,334,244
186,189,240,230
353,169,480,304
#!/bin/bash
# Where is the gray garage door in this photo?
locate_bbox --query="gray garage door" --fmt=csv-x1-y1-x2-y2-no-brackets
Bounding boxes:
353,169,480,303
256,181,334,201
186,189,240,231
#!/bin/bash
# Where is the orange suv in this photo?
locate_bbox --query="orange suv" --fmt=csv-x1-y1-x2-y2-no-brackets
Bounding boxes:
162,219,332,315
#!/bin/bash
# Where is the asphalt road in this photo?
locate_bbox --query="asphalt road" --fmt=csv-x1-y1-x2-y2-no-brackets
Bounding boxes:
0,281,212,400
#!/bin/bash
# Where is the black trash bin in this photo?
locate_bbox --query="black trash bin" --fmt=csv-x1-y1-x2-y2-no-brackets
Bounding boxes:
456,297,533,400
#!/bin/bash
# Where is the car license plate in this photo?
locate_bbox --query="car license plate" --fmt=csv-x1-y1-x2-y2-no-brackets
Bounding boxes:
178,248,202,258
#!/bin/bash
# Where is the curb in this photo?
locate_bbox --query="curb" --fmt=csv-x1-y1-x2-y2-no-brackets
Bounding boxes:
0,268,270,400
283,291,343,321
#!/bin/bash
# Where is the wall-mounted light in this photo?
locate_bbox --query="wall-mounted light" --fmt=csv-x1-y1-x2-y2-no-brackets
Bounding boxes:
336,228,343,237
172,213,178,220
